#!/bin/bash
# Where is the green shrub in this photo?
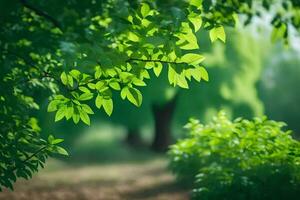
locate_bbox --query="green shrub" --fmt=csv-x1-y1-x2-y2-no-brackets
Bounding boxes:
169,112,300,200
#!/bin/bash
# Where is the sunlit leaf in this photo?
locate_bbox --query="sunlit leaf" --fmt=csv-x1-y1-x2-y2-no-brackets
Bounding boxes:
189,15,202,32
81,104,94,114
180,53,205,65
79,109,90,125
141,3,150,18
47,100,60,112
109,82,121,90
199,67,209,81
55,146,69,156
103,98,113,116
78,93,93,101
153,63,163,77
55,106,67,122
209,26,226,43
95,94,103,109
60,72,68,85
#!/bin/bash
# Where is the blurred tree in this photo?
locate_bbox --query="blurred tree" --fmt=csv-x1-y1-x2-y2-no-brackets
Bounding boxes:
259,47,300,137
175,27,270,124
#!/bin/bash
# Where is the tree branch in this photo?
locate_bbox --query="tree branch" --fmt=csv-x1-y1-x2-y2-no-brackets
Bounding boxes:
1,47,63,87
19,0,63,31
127,58,184,65
11,146,47,172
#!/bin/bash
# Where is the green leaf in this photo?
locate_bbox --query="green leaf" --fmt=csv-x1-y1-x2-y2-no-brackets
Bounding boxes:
190,0,201,7
127,32,140,42
177,74,189,89
65,106,74,120
95,94,103,109
60,72,68,85
94,66,102,79
79,86,90,93
55,106,67,122
81,104,94,114
47,100,60,112
48,135,54,143
168,65,176,85
109,81,121,90
119,72,134,82
67,75,74,87
95,81,105,90
209,26,226,43
72,99,81,105
189,15,202,32
141,3,150,18
132,78,146,86
176,26,199,50
199,67,209,81
191,68,202,82
103,98,113,116
88,83,96,90
121,87,128,100
54,95,66,100
79,109,90,125
52,138,64,145
72,113,80,124
271,23,287,43
180,53,205,65
78,93,93,101
141,69,150,79
153,63,163,77
55,146,69,156
127,87,143,107
69,69,81,80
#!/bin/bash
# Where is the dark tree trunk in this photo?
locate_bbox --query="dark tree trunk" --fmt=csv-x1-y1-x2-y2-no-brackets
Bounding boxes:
125,128,143,148
151,94,179,152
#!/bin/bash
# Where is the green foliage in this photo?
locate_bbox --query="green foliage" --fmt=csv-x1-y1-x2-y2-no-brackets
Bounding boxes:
169,112,300,200
2,0,299,126
0,42,68,191
42,0,300,123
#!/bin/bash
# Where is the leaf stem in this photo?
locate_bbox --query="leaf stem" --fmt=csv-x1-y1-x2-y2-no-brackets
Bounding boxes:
10,146,48,172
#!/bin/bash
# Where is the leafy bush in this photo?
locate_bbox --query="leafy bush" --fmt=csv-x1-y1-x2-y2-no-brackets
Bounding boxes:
169,112,300,200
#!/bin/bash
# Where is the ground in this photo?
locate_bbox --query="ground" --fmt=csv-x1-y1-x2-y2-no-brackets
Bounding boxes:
0,124,189,200
0,158,189,200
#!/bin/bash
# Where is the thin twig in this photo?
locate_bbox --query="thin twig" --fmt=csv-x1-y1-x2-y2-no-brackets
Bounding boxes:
1,48,61,85
11,146,47,172
127,58,184,65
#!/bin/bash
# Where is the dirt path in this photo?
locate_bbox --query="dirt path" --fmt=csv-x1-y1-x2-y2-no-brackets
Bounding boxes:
0,159,189,200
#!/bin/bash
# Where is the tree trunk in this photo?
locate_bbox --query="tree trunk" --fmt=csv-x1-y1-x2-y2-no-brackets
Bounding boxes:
151,94,178,152
125,128,143,148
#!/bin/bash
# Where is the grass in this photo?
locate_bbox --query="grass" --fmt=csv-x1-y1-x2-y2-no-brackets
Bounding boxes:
0,158,188,200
